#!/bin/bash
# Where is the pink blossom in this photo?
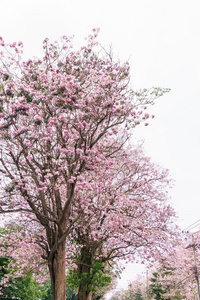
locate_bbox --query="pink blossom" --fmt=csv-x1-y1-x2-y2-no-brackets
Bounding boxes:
34,115,42,121
68,176,76,183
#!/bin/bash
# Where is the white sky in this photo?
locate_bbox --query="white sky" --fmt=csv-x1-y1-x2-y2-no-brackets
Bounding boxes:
1,0,200,296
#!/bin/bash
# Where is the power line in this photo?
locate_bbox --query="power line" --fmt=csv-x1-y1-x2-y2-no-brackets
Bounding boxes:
175,272,194,288
183,219,200,232
187,223,200,232
183,219,200,231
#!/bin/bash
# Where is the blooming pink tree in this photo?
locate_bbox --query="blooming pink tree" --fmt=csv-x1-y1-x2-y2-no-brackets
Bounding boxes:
0,220,47,286
148,232,200,299
0,29,170,299
66,143,178,299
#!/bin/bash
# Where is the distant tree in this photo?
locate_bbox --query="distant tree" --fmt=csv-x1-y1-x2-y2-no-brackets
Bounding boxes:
0,28,171,299
64,144,178,299
0,223,46,286
149,271,171,300
0,226,43,299
110,276,148,300
149,236,200,300
134,289,144,300
110,296,119,300
0,255,41,300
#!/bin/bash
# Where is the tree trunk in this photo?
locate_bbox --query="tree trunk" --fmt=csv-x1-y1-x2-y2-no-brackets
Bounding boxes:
78,289,92,300
48,238,67,300
77,246,92,300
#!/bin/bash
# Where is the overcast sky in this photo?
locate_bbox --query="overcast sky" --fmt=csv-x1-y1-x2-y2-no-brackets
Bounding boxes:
1,0,200,295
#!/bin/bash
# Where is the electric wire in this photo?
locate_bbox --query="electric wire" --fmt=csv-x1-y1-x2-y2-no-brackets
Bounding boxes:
187,224,200,232
183,219,200,232
175,273,194,288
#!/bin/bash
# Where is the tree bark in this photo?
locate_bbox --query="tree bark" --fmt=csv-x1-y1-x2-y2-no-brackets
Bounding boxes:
77,246,92,300
48,238,67,300
78,289,92,300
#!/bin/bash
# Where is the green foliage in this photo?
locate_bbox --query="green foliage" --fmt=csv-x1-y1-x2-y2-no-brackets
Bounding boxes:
134,289,144,300
0,255,41,299
121,288,144,300
40,280,53,300
0,256,11,281
0,272,42,299
149,272,171,300
40,279,77,300
9,274,42,300
66,261,112,293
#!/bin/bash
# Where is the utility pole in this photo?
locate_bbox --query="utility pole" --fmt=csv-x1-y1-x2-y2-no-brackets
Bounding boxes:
186,234,200,300
146,269,149,300
192,235,200,300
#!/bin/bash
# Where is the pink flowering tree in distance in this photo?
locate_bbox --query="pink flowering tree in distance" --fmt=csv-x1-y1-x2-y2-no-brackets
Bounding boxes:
0,29,172,299
0,220,48,285
66,144,178,299
148,232,200,299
